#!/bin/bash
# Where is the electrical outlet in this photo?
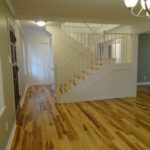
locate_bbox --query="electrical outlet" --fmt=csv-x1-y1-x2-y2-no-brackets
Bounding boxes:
5,121,9,131
144,76,147,80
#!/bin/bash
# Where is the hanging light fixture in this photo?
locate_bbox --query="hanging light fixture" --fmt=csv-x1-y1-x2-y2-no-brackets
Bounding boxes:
35,21,46,27
124,0,150,17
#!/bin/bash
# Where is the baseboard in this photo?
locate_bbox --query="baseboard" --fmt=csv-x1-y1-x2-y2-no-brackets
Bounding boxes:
5,85,29,149
20,84,29,108
137,82,150,86
59,93,134,104
5,122,16,150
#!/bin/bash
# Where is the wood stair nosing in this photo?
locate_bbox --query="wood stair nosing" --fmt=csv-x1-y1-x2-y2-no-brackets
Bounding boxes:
58,60,103,96
74,74,85,80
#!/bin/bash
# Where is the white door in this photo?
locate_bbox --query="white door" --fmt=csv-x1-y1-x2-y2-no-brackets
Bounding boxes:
28,43,54,85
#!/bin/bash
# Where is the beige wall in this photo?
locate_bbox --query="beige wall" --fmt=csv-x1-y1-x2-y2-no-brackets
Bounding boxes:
0,1,27,149
0,1,16,149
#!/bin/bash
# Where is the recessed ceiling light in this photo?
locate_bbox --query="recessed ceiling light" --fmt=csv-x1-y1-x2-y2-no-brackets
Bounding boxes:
36,21,46,27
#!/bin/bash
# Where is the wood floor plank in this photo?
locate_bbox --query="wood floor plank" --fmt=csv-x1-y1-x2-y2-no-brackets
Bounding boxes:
11,85,150,150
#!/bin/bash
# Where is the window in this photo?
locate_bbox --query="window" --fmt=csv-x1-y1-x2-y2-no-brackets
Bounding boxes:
112,42,122,63
97,38,123,63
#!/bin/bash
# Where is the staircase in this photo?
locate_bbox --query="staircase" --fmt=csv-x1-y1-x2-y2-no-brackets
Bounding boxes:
58,59,103,96
52,22,133,102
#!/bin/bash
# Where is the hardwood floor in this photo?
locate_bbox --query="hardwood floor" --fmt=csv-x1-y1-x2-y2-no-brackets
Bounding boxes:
11,85,150,150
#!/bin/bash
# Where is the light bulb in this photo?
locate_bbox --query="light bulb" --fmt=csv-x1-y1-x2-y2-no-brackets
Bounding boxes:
124,0,138,8
141,0,150,9
36,21,46,27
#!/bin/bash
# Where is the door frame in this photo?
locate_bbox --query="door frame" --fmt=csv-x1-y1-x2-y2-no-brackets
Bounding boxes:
7,17,21,118
27,42,53,86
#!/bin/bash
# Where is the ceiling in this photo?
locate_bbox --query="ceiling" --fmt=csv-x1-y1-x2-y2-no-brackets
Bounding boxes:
9,0,147,24
19,20,46,34
19,21,119,35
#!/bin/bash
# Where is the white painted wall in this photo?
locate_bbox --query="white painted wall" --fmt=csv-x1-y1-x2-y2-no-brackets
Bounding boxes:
75,66,133,100
110,25,132,33
25,34,50,43
46,26,88,68
59,64,134,103
131,34,138,96
132,20,150,33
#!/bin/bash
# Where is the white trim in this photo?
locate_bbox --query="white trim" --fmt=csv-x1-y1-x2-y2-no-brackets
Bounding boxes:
59,95,133,104
14,15,135,24
137,82,150,86
5,0,15,16
7,17,16,33
0,57,5,117
16,21,25,37
20,84,29,108
5,122,16,150
29,83,51,86
0,106,6,117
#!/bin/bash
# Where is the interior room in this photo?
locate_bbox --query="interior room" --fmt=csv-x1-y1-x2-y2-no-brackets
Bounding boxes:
0,0,150,149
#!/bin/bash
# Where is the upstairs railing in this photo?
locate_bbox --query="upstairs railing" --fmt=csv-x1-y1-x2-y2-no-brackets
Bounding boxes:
56,23,132,95
61,22,119,49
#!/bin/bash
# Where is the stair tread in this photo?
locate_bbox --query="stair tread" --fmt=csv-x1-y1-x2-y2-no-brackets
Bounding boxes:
58,60,103,96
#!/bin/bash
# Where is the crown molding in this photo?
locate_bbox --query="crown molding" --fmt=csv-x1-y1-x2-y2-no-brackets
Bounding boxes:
14,14,138,25
5,0,15,16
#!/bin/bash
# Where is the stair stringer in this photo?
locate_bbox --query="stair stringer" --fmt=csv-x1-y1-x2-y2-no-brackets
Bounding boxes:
58,64,133,103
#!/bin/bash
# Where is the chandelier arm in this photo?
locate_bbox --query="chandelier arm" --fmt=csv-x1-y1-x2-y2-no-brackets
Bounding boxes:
130,8,147,17
144,0,150,14
137,8,144,16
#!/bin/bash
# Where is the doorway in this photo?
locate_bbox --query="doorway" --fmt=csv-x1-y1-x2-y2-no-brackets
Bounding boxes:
9,28,20,117
28,43,54,86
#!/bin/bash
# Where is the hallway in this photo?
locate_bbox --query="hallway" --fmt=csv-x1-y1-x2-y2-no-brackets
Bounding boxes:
11,86,150,150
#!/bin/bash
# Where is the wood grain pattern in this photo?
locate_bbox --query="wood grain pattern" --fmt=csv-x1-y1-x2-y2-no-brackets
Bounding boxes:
11,85,150,150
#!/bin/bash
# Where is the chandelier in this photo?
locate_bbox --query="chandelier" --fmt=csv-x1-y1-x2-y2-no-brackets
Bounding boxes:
124,0,150,17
